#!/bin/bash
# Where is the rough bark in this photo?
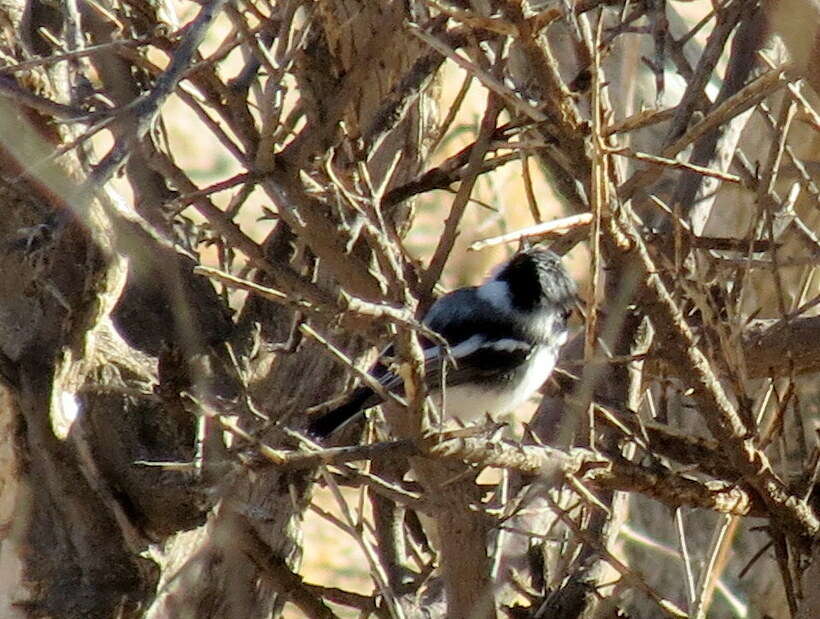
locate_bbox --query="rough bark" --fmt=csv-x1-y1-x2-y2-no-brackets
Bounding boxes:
1,1,819,618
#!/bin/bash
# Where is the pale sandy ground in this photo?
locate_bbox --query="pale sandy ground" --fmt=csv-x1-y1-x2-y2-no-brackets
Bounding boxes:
287,486,373,618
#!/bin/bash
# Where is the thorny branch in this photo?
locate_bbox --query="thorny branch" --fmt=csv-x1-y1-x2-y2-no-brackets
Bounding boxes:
256,431,766,518
2,0,820,617
601,202,819,542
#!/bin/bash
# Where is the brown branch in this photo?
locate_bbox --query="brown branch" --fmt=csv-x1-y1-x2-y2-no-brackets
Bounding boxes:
418,91,503,300
0,76,103,119
409,23,546,124
0,34,158,75
261,169,385,301
253,432,764,519
672,6,766,235
601,206,820,543
663,2,744,145
363,15,450,150
605,107,675,136
617,63,797,202
608,147,744,185
743,316,820,378
146,153,339,309
430,438,763,518
595,412,743,483
541,494,689,618
302,583,384,617
233,515,339,618
382,123,517,208
83,0,228,191
469,213,593,252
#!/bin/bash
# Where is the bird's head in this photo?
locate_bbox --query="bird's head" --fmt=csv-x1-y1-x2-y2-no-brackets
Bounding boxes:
494,247,577,315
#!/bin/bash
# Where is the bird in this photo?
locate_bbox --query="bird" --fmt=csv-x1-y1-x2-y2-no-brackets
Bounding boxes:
307,247,577,438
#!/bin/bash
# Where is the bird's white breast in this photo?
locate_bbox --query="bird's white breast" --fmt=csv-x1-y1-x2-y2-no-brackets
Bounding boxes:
436,344,558,422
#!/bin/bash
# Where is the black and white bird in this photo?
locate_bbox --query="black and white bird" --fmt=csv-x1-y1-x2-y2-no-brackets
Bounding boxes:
308,247,577,438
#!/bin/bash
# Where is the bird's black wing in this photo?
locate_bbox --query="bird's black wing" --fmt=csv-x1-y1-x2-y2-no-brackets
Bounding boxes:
307,288,532,437
422,335,533,389
419,287,534,388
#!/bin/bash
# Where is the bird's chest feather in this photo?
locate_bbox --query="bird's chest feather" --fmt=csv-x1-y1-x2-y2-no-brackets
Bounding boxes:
438,344,559,421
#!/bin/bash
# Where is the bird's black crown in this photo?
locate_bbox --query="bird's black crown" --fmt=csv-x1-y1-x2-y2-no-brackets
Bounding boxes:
496,248,577,314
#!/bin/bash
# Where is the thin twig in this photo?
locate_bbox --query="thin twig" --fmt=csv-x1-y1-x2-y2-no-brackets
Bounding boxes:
608,146,744,185
408,23,546,123
602,201,820,541
469,213,593,251
419,90,503,299
0,35,158,75
617,63,796,201
543,495,689,618
84,0,229,191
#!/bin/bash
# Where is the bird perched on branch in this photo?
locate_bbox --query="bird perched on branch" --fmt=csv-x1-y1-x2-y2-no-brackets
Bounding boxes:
308,247,577,438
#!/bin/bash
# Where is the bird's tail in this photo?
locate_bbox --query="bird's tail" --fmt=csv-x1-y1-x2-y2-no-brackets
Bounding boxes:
307,386,378,438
